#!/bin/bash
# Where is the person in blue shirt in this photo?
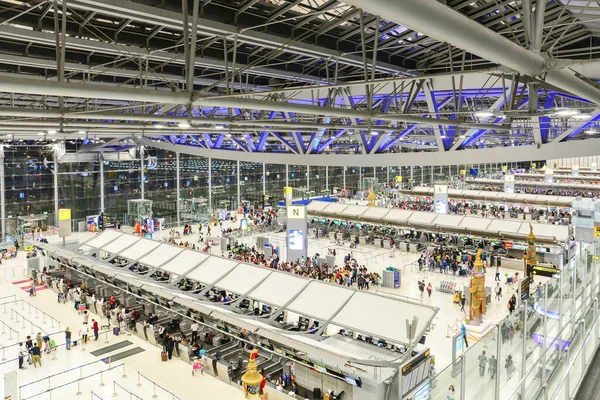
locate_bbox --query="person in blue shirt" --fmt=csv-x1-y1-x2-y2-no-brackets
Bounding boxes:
461,324,469,347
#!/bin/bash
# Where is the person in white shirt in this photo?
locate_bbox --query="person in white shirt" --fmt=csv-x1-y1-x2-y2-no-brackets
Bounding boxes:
79,322,89,348
18,343,27,369
191,322,199,343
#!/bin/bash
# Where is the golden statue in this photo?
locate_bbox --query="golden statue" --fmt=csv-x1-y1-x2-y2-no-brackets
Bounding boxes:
242,349,263,399
523,223,537,280
523,223,537,266
469,248,487,325
367,188,376,207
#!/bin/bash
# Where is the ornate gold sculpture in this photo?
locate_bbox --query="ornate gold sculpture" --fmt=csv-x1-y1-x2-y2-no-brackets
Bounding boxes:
367,188,376,207
242,349,263,399
524,223,537,266
469,248,487,325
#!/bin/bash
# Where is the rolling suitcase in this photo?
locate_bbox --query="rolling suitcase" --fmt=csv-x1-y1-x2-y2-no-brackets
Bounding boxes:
113,327,120,336
161,352,168,362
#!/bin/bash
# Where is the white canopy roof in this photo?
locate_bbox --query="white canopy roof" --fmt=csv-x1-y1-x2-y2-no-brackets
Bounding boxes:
161,250,209,275
138,244,184,268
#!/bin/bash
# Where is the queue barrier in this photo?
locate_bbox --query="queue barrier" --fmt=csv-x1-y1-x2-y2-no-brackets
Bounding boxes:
10,309,46,335
0,319,20,342
137,372,182,400
112,381,143,400
0,294,16,303
19,359,125,400
3,299,61,330
91,392,103,400
0,328,117,366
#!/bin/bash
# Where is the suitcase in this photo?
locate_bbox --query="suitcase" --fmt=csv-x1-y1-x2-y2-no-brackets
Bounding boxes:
161,352,168,362
113,327,120,336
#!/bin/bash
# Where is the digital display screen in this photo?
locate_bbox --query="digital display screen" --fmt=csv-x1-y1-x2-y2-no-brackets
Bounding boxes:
341,221,348,226
344,376,362,387
355,223,362,228
333,221,340,225
288,229,304,250
312,363,327,373
434,200,447,214
240,219,248,231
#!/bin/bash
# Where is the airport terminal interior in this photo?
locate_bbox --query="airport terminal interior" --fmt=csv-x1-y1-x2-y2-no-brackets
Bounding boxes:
2,1,600,400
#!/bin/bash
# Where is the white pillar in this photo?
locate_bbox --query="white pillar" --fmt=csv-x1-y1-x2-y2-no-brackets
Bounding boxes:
208,157,212,209
325,166,329,192
100,154,105,213
343,168,346,189
285,164,289,186
359,168,362,190
0,147,4,241
176,152,180,226
236,160,241,207
262,163,266,198
306,165,310,191
386,166,390,183
139,146,145,199
53,148,59,226
373,167,376,179
410,166,414,181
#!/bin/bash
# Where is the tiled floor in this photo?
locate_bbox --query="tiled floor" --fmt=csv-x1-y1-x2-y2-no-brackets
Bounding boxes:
0,224,538,399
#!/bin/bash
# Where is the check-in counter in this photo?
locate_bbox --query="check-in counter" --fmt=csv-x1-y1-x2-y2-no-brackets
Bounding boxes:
335,232,344,240
136,321,149,341
202,354,218,377
375,238,383,248
359,236,367,245
147,324,159,345
350,234,358,243
179,342,192,363
409,243,420,253
329,232,336,240
216,360,232,384
383,240,391,249
399,242,409,252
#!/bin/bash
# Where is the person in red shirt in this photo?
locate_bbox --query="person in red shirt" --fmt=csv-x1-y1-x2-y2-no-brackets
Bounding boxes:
92,319,99,341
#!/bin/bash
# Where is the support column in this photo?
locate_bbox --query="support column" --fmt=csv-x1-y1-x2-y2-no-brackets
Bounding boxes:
237,160,241,207
139,146,145,199
373,167,376,179
285,164,289,186
262,163,266,198
386,166,390,183
208,157,212,209
100,154,105,213
53,148,59,226
359,168,362,190
176,152,180,226
325,166,329,192
0,147,4,241
410,166,414,181
306,165,310,191
343,168,346,190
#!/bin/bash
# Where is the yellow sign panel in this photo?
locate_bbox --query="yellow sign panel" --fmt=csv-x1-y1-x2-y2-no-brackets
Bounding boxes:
283,187,293,195
595,226,600,238
459,170,466,175
58,209,71,221
395,176,403,183
287,206,305,219
502,166,507,172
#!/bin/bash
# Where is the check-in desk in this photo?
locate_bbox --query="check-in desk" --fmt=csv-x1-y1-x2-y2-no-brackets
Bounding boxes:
359,236,367,245
383,240,392,249
179,343,192,363
335,232,344,240
409,243,420,253
375,238,383,248
136,321,149,341
329,232,336,240
350,234,358,243
399,242,409,252
147,324,158,345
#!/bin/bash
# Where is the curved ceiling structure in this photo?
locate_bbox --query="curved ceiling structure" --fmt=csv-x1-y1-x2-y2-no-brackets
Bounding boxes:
0,0,600,163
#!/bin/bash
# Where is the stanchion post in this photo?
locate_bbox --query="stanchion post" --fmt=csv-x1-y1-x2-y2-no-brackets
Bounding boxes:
136,372,141,387
1,346,5,361
112,381,117,398
122,364,127,378
152,383,158,399
100,370,105,387
1,321,5,335
105,331,109,344
52,347,57,361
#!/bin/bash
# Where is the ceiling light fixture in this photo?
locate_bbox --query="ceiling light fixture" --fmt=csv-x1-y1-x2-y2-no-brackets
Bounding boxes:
474,111,494,118
585,129,597,135
370,130,379,135
225,133,232,138
47,129,57,135
37,132,45,136
178,122,191,129
215,125,224,130
573,113,593,120
554,108,580,117
153,124,164,129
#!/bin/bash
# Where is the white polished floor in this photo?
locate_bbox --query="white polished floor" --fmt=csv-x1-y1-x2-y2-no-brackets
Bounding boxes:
0,223,534,399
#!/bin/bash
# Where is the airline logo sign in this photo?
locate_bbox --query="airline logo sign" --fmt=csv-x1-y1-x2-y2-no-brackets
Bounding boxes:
287,206,305,220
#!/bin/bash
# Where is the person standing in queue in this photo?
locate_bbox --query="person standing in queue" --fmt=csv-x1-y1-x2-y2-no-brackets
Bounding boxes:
165,334,175,360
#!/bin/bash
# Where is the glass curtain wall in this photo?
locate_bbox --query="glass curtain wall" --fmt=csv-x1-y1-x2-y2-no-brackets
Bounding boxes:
145,149,177,219
211,159,237,211
265,163,286,205
103,158,142,220
4,147,55,236
309,166,327,194
57,160,101,221
240,161,264,207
